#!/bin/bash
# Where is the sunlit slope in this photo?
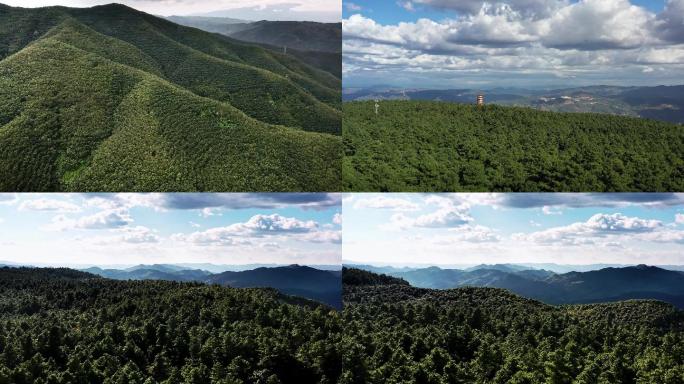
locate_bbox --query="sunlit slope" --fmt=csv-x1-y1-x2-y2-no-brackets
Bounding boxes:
343,100,684,192
0,4,341,134
0,23,341,191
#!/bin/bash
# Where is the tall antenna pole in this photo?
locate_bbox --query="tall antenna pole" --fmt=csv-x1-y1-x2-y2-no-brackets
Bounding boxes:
283,45,287,55
374,99,379,115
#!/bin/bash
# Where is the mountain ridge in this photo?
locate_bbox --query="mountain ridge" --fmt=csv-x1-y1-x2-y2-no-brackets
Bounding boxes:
0,3,341,191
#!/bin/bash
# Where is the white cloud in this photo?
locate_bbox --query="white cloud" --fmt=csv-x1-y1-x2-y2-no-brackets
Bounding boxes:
189,221,201,228
383,203,473,230
333,212,343,225
19,198,81,213
200,207,222,218
113,226,159,244
171,214,325,246
516,213,663,245
44,209,133,231
302,230,342,244
353,195,419,211
343,0,684,87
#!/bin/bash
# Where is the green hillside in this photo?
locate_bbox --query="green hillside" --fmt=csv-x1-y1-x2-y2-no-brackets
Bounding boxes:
343,101,684,192
0,4,341,191
0,267,342,383
342,271,684,383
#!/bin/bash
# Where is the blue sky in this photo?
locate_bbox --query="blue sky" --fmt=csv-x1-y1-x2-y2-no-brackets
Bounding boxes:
343,0,684,89
0,193,341,267
343,193,684,266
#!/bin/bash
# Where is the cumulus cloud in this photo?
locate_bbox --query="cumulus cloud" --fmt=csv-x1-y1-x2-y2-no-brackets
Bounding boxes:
171,214,339,246
44,209,133,231
333,212,343,225
383,202,473,230
343,0,684,87
116,226,159,244
19,198,81,213
516,213,663,245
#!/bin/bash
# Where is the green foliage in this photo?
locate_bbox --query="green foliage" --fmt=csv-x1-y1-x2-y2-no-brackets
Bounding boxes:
343,101,684,192
0,267,342,384
0,5,341,192
342,279,684,383
342,268,409,286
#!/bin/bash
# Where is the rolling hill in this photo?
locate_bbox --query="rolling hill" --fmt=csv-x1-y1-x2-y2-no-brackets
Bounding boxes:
343,100,684,192
167,16,341,78
369,264,684,308
343,85,684,124
0,267,342,383
342,268,684,382
208,265,342,309
82,263,342,308
0,3,341,192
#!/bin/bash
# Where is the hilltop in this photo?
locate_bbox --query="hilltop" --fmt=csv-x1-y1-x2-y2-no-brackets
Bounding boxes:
343,100,684,192
0,4,341,191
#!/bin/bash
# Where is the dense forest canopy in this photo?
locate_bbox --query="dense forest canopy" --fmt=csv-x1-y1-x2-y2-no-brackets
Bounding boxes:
343,101,684,192
0,267,342,384
341,268,684,383
0,4,341,192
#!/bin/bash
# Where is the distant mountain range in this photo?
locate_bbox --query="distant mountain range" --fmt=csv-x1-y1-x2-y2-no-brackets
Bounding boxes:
166,16,341,77
343,85,684,124
352,264,684,308
80,264,341,308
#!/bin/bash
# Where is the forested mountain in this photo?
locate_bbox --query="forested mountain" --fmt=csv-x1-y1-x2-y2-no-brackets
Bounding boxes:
82,264,342,308
363,265,684,308
343,101,684,192
0,267,342,383
0,3,341,192
342,268,684,383
344,85,684,124
341,267,409,286
166,17,341,78
208,265,342,309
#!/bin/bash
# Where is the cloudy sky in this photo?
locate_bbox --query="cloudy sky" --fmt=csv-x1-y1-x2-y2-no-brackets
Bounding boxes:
344,193,684,266
3,0,340,21
343,0,684,88
0,193,341,267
